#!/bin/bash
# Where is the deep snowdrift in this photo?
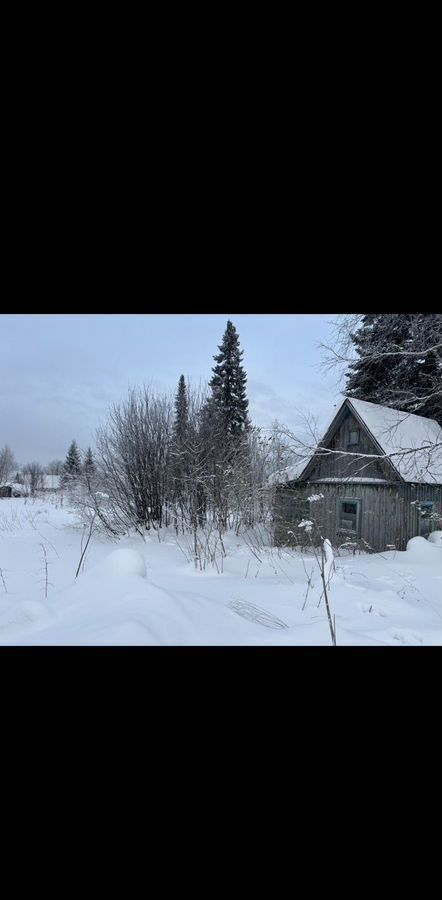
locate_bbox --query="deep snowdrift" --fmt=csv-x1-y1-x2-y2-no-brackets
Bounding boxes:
0,498,441,645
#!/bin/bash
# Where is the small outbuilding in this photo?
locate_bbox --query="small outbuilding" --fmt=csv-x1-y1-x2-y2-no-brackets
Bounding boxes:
42,474,61,491
272,397,442,552
0,482,26,498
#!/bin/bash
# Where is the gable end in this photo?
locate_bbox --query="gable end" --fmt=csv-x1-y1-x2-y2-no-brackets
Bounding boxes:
300,400,402,483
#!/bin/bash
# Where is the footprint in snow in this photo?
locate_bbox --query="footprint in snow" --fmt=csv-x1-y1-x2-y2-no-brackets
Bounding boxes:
228,599,288,629
361,604,388,617
391,632,409,645
390,630,423,645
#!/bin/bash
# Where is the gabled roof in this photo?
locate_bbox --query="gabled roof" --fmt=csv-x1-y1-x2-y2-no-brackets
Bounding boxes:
347,398,442,483
278,397,442,486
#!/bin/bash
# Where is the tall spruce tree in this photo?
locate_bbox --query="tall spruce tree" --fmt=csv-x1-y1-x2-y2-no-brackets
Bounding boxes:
83,446,96,476
208,320,250,439
172,375,189,505
201,321,251,529
173,375,189,446
345,314,442,424
62,439,82,483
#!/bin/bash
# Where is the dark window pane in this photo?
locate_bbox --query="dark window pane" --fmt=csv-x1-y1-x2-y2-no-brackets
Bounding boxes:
339,499,360,533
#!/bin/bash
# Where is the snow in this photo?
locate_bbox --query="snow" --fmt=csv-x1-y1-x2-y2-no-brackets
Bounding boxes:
1,482,26,494
314,477,390,484
405,536,442,558
347,397,442,484
428,530,442,546
269,399,442,486
42,474,60,490
89,548,147,580
298,519,314,533
0,497,441,646
322,539,334,586
1,475,61,493
268,457,313,485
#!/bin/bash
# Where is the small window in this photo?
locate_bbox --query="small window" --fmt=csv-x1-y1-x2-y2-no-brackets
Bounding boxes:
338,499,360,534
348,428,360,445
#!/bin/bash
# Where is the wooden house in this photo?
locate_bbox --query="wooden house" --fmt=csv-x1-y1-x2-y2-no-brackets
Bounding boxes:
0,482,26,498
272,398,442,552
42,474,61,491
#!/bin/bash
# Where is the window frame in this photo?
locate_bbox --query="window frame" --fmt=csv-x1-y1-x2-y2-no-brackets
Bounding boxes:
337,497,361,536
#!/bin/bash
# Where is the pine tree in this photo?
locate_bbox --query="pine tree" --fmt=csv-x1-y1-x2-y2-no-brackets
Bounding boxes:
83,446,96,476
172,375,189,507
346,314,410,403
62,439,82,484
345,314,442,424
201,321,251,530
173,375,189,446
208,320,250,439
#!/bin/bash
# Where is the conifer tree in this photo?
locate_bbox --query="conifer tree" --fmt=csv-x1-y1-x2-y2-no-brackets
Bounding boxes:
346,315,410,402
62,440,82,484
200,321,251,529
173,375,189,446
83,446,96,476
345,314,442,424
172,375,189,508
208,320,250,439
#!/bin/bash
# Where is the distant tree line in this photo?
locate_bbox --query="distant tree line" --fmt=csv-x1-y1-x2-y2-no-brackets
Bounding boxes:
0,440,97,497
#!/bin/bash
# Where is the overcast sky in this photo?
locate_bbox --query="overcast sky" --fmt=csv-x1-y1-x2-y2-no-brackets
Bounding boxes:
1,314,344,465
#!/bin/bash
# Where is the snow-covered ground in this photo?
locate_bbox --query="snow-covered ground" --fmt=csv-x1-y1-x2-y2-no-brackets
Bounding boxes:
0,498,441,645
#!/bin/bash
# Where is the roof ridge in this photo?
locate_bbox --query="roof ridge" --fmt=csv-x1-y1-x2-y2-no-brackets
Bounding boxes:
346,395,441,429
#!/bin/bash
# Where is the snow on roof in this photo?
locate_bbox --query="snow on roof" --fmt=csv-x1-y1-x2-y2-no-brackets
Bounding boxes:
42,474,61,489
314,476,391,484
1,482,26,493
269,398,442,487
268,456,313,485
347,398,442,484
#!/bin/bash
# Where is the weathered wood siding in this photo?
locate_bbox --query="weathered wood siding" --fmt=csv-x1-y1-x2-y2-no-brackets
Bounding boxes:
308,409,396,482
274,481,442,551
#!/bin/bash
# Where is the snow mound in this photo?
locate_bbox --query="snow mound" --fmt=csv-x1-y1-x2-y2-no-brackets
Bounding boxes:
405,536,441,558
91,548,147,579
427,530,442,546
0,598,52,633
